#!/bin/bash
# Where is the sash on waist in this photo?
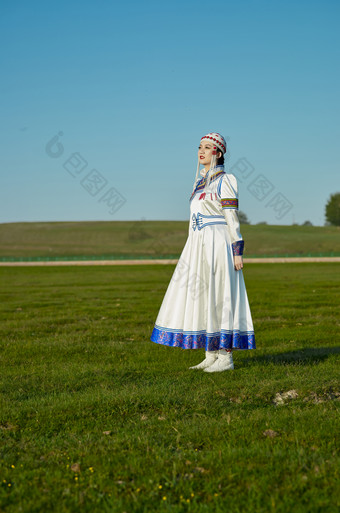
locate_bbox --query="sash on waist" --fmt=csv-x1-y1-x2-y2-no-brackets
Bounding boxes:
192,212,227,231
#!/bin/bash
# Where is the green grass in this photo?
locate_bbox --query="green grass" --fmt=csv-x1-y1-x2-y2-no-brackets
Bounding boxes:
1,221,340,260
0,263,339,512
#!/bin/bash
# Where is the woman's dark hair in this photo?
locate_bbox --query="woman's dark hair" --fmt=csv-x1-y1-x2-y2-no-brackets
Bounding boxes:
216,149,224,165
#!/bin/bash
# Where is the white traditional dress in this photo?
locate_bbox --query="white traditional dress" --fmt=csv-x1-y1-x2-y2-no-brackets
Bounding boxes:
150,165,255,351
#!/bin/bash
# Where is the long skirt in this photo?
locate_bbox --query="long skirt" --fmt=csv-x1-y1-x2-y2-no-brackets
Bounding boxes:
150,223,255,351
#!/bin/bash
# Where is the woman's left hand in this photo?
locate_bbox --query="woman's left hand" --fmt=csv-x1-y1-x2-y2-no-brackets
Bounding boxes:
234,255,243,271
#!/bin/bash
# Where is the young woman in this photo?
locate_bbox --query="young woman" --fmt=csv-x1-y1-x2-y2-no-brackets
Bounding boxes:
150,132,255,372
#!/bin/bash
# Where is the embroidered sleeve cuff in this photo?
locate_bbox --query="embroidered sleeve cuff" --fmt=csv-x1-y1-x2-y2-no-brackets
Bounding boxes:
232,240,244,256
221,198,238,209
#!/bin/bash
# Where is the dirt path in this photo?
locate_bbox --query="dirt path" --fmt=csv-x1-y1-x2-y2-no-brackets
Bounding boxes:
1,257,340,266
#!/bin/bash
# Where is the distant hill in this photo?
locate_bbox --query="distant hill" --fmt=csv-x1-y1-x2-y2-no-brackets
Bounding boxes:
0,221,339,260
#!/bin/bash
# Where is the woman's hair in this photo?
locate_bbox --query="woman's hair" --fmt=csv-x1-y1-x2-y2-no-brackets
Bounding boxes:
216,149,224,165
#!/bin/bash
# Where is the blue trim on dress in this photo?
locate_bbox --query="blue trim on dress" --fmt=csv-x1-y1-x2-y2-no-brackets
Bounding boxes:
217,175,224,197
224,174,237,196
151,325,256,350
191,212,227,231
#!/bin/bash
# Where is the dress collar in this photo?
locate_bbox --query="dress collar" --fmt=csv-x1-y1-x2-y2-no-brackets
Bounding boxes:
201,164,225,178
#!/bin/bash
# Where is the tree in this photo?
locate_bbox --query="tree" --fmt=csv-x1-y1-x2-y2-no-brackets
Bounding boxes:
238,210,250,224
325,193,340,226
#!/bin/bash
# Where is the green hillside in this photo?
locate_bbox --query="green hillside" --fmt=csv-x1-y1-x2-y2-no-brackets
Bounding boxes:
0,221,339,260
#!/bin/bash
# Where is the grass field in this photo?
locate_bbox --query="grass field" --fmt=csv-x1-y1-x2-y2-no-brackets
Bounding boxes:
0,263,339,512
1,221,340,260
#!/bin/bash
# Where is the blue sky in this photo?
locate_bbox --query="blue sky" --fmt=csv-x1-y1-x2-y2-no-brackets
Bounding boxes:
1,0,339,226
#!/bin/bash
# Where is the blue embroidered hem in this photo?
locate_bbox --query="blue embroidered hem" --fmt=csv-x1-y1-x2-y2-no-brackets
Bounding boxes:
151,325,255,350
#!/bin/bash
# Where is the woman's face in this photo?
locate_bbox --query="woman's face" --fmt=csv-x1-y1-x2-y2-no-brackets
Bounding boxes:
198,141,220,167
198,141,222,167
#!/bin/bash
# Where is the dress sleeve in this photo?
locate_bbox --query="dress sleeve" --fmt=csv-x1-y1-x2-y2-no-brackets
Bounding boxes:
219,174,245,256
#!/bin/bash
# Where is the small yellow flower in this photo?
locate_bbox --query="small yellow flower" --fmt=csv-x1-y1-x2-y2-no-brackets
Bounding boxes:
162,496,167,501
191,492,194,497
75,476,78,481
11,465,15,469
3,480,6,483
89,467,94,473
186,499,190,503
8,483,12,487
214,493,219,497
136,488,141,493
158,485,162,489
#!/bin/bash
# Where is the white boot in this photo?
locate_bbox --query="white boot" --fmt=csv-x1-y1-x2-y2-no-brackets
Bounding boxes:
189,351,218,370
203,349,234,373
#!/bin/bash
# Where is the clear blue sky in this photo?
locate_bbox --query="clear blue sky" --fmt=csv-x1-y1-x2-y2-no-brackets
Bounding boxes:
1,0,339,226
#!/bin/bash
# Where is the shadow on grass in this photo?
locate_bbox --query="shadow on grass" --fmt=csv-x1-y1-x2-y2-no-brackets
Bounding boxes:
243,346,340,366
